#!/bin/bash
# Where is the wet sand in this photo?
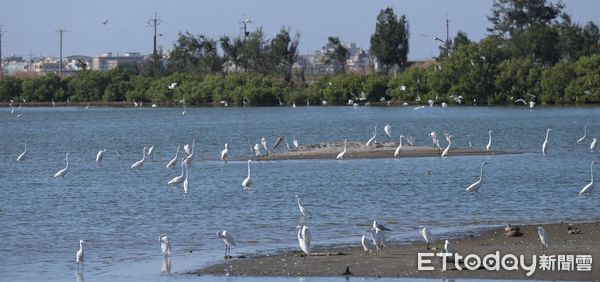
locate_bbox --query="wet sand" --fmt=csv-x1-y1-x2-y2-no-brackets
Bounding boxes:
259,141,516,161
193,222,600,280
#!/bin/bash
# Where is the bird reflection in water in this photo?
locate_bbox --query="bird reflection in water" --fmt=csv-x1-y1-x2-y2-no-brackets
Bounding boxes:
75,272,84,282
161,256,171,274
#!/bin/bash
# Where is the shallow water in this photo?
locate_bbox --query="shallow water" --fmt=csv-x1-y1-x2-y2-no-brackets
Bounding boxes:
1,105,598,281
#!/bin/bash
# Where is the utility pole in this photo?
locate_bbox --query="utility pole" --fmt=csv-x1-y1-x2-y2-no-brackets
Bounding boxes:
56,27,67,77
147,13,161,61
445,15,449,46
0,25,3,78
241,15,251,41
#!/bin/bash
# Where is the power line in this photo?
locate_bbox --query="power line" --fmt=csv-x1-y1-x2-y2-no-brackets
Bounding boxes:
56,27,67,77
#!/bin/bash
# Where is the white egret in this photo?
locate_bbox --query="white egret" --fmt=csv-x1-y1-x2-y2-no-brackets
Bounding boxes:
542,128,551,156
242,160,251,188
76,240,85,271
373,220,391,231
371,226,385,253
394,135,404,157
297,225,311,256
54,153,70,177
166,146,180,169
217,230,236,258
297,196,312,218
159,235,171,256
361,234,371,256
183,166,189,193
486,130,493,151
220,143,229,161
441,102,448,108
147,145,155,160
96,148,106,163
441,136,452,157
365,126,377,148
168,82,177,90
253,144,261,157
414,105,425,110
292,136,299,148
182,140,196,166
131,147,148,169
537,227,549,252
168,162,186,186
336,139,347,160
384,123,392,139
514,98,527,105
577,125,588,144
466,162,489,192
260,137,269,155
579,161,598,196
420,227,434,250
183,143,191,155
16,141,27,162
590,138,597,152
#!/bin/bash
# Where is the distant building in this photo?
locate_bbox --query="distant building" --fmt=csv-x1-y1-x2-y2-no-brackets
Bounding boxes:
296,42,375,76
92,52,144,71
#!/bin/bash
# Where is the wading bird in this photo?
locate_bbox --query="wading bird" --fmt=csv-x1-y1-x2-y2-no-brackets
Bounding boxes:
371,225,386,253
54,153,70,177
297,196,312,218
182,140,196,166
297,225,311,256
159,235,170,256
444,240,455,262
183,166,189,193
147,145,155,160
590,138,597,153
441,135,452,157
486,130,493,152
336,139,347,160
217,230,236,258
394,135,404,157
577,125,588,144
168,162,186,186
579,161,598,196
365,126,377,148
260,137,269,155
361,234,371,255
96,148,106,164
220,143,229,161
242,160,251,188
420,227,434,250
537,227,549,252
293,136,299,148
253,144,261,158
542,128,551,156
466,162,489,192
131,147,147,169
384,123,392,139
166,146,180,169
16,141,27,162
76,240,85,271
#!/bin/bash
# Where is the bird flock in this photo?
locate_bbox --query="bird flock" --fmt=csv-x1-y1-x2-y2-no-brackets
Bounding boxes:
7,107,598,275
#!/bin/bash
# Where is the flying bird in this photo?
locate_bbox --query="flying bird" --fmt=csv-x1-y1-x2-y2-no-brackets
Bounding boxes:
102,20,109,25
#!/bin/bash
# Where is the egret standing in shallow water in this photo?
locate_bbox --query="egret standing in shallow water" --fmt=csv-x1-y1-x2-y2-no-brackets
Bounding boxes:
96,148,106,164
242,160,251,188
166,146,180,169
16,141,27,162
466,162,489,192
590,138,597,153
76,240,85,271
54,153,70,177
420,227,434,250
168,162,186,186
217,230,236,258
220,143,229,161
336,139,347,160
579,161,598,196
384,123,392,139
297,225,311,256
486,130,493,152
297,196,312,218
537,227,549,252
147,145,155,160
131,147,147,169
182,140,196,166
159,236,171,256
542,128,551,156
577,125,588,144
183,165,190,193
441,135,452,157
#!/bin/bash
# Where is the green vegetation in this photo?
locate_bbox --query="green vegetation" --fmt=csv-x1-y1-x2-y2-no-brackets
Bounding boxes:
1,0,599,106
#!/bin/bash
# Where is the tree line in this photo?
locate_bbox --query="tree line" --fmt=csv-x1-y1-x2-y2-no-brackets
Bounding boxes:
0,0,598,106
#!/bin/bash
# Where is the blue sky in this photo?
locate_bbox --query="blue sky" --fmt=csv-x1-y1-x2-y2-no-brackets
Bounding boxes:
1,0,598,60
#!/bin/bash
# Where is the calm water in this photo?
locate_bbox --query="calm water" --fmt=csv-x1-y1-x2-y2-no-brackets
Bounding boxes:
1,105,598,282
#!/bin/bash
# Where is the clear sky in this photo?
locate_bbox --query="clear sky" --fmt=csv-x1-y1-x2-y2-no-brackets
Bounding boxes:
1,0,598,60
